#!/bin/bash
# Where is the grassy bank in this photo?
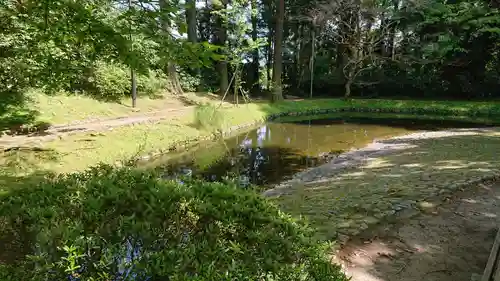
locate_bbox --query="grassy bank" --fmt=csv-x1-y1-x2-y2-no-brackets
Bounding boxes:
2,98,500,176
14,94,500,127
1,90,222,130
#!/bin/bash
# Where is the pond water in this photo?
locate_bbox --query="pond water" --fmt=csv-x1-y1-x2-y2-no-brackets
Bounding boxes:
145,113,496,187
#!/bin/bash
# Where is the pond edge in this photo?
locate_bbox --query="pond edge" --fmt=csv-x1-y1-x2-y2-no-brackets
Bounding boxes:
128,106,500,164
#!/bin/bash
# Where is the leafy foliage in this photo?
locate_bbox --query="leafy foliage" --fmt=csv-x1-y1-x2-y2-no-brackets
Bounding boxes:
0,165,348,281
136,69,169,98
86,62,168,101
89,61,130,101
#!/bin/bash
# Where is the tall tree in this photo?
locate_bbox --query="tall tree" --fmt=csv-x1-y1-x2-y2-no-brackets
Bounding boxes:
128,0,137,107
160,0,184,95
271,0,285,101
250,0,260,93
186,0,198,43
213,0,229,96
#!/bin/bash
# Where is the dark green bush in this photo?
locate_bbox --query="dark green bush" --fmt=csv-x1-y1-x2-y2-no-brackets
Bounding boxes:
0,165,347,281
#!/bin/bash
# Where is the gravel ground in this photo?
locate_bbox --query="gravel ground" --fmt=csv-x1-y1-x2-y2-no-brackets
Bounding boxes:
333,181,500,281
267,127,500,241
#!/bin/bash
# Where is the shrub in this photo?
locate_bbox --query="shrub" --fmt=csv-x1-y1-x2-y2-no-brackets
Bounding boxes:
0,165,347,281
137,69,168,98
89,61,130,101
88,61,168,100
179,70,201,92
193,103,225,131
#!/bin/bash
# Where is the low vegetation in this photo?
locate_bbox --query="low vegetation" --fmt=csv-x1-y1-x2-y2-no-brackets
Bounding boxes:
0,165,348,281
193,103,226,131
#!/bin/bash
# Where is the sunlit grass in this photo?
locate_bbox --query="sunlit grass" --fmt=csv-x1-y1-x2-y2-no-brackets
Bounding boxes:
2,97,500,176
28,90,222,125
0,104,268,174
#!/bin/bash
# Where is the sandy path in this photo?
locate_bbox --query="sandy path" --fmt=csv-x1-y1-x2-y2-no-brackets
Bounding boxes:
333,181,500,281
0,106,195,149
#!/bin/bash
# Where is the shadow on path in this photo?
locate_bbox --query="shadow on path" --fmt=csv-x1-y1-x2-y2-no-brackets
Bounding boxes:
334,182,500,281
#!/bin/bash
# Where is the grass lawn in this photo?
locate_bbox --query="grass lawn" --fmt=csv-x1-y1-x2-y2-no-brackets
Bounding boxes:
33,92,172,124
12,90,224,126
2,96,500,176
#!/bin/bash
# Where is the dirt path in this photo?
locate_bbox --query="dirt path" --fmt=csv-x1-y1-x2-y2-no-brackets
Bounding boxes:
0,106,195,149
333,181,500,281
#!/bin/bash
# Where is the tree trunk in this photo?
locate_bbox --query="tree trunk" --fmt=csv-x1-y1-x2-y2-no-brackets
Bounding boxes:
128,0,137,106
160,0,183,95
271,0,284,102
344,77,352,98
250,0,259,94
186,0,197,43
213,0,229,95
388,0,400,60
131,69,137,107
265,0,274,92
344,64,355,98
266,28,273,91
168,62,183,95
186,0,201,90
291,23,300,94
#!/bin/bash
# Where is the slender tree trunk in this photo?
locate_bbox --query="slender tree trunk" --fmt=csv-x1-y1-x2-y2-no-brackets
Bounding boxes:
250,0,260,94
271,0,284,102
131,69,137,106
213,0,229,96
336,15,349,88
128,0,137,107
310,27,315,99
388,0,400,60
186,0,197,43
291,23,300,94
160,0,183,95
344,4,361,99
266,27,273,91
186,0,201,90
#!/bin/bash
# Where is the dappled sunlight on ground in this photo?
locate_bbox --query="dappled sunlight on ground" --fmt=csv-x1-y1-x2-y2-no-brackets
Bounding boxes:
332,183,500,281
273,128,500,241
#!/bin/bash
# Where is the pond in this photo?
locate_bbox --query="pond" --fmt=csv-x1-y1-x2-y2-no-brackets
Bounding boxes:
144,113,497,187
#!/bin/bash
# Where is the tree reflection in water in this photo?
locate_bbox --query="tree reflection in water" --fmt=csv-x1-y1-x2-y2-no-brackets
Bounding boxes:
156,114,487,187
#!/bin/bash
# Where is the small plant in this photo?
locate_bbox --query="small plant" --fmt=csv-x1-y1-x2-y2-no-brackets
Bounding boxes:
0,165,348,281
193,103,225,131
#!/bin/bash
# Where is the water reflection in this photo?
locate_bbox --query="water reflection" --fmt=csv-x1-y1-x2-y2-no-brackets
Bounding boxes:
150,114,496,187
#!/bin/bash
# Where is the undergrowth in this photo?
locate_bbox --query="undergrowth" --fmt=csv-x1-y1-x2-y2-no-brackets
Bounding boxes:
0,165,348,281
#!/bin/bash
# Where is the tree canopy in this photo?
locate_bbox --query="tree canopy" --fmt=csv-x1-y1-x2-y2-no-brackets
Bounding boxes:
1,0,499,104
